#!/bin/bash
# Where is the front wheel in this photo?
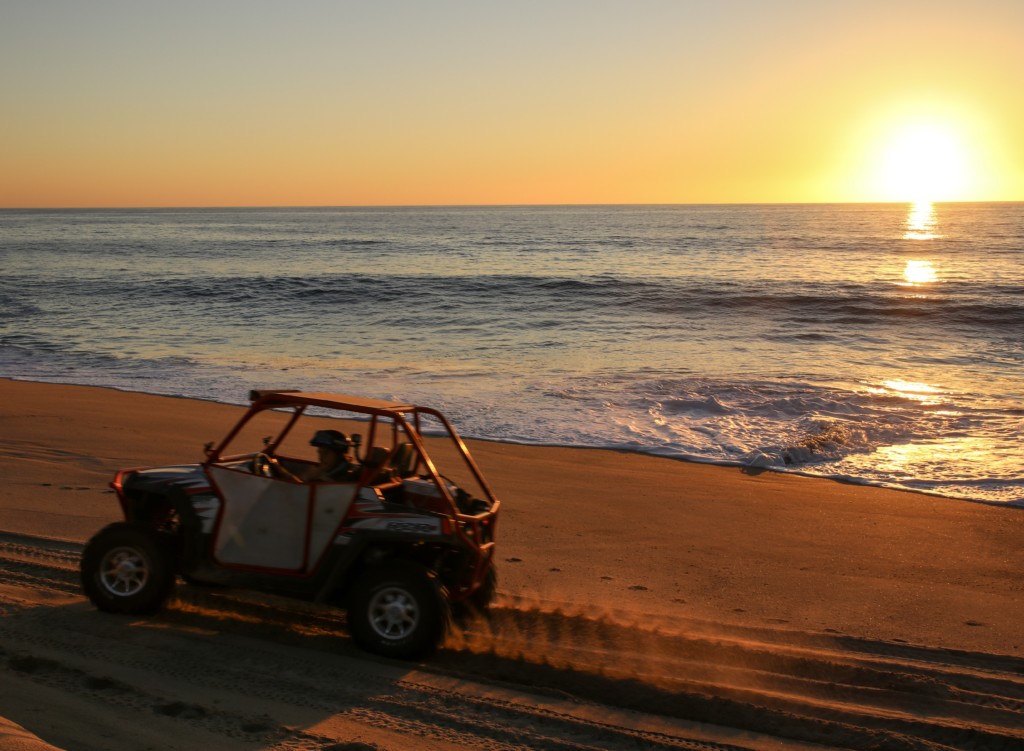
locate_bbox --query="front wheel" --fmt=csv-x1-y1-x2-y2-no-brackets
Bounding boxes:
348,562,449,659
81,522,176,615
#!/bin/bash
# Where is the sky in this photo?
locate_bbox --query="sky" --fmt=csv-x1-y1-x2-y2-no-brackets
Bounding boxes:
2,0,1023,207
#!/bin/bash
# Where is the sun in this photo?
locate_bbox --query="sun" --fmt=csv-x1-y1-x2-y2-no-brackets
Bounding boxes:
873,121,972,203
835,97,1011,204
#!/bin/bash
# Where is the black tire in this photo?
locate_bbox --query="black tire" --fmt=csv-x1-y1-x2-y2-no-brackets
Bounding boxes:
348,562,449,659
80,522,176,615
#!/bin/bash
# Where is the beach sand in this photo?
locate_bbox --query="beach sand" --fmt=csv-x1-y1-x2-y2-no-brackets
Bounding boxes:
1,378,1021,750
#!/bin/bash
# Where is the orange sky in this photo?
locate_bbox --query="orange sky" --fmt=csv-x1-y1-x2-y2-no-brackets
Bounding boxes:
2,1,1022,207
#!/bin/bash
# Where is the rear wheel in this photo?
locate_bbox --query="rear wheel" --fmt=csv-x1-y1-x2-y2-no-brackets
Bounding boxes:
348,562,449,659
81,522,176,615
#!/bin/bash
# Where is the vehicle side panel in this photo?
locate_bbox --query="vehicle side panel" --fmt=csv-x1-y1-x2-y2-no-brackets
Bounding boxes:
207,466,361,573
209,466,311,571
308,483,360,564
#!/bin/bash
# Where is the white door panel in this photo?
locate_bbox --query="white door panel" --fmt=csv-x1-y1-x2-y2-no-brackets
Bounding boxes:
210,466,308,570
308,484,358,565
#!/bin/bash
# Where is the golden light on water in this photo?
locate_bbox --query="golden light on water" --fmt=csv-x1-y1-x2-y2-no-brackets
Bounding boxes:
870,379,944,405
899,202,940,285
871,436,992,480
903,259,938,285
904,201,939,240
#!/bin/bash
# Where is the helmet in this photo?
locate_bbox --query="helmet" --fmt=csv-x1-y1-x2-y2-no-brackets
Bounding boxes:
310,429,351,452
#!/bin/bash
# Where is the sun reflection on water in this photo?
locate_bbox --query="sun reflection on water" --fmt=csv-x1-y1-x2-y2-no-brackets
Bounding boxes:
869,379,944,405
904,201,939,240
902,259,938,285
872,436,993,479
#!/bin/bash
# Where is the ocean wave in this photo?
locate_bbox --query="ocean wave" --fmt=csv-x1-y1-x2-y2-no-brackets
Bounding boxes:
0,332,199,371
33,272,1024,332
0,292,41,321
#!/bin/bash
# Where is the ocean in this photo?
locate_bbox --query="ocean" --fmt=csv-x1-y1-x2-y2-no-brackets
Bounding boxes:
2,203,1022,505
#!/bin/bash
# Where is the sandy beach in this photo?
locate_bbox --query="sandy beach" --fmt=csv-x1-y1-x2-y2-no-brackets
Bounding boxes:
1,378,1021,750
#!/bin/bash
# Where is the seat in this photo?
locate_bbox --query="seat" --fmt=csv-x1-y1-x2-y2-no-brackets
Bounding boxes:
359,443,419,485
391,443,418,478
360,446,394,484
363,445,389,470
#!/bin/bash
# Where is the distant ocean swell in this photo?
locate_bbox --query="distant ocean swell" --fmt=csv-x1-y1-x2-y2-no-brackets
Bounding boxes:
11,273,1024,330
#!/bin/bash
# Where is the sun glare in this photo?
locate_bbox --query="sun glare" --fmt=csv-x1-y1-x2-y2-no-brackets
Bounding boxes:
904,201,938,240
869,379,944,405
875,122,970,202
902,259,938,285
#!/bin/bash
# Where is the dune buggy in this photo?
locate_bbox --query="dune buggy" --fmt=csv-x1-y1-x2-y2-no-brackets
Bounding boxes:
80,390,500,659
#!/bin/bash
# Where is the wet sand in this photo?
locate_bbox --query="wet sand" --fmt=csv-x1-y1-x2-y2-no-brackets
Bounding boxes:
1,378,1021,750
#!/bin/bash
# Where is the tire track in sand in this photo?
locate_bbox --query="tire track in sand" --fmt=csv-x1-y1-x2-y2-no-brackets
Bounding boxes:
2,529,1021,750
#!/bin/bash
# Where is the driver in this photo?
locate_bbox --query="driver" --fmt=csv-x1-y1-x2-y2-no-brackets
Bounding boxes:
299,429,359,482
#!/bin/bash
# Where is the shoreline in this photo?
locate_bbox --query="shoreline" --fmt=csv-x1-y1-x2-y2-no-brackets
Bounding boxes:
6,375,1016,510
2,377,1021,656
3,377,1023,750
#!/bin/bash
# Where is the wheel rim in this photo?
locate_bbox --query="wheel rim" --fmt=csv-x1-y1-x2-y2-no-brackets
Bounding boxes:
367,585,419,640
98,545,150,597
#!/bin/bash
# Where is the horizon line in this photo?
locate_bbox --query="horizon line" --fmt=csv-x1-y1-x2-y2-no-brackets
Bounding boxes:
3,199,1023,211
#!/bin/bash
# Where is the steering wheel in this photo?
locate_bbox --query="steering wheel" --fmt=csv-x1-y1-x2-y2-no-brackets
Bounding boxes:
252,452,303,483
